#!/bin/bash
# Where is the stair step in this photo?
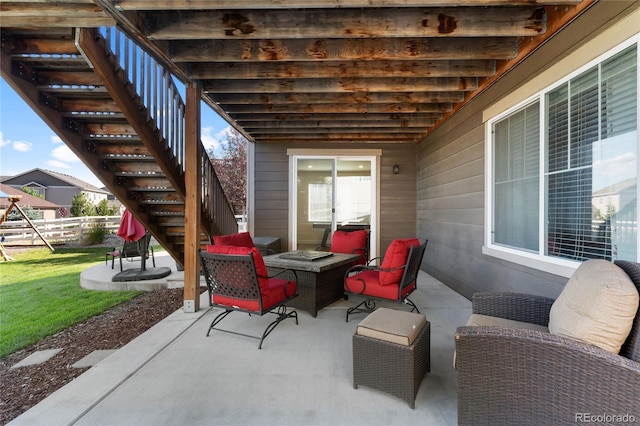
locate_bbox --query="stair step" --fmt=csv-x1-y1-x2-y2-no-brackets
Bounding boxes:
38,86,109,96
134,191,181,200
139,199,185,205
85,136,143,143
62,112,127,121
112,163,164,173
100,155,154,163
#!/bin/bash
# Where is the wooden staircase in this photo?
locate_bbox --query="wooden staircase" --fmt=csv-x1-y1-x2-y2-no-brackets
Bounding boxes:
1,26,238,267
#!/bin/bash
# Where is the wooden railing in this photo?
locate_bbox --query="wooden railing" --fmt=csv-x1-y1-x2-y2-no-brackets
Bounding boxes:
100,27,185,169
97,27,237,236
201,145,238,235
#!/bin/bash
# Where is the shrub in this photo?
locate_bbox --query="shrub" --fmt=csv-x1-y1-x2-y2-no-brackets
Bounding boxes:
85,223,107,245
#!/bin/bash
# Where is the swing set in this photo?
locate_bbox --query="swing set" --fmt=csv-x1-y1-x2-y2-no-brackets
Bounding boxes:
1,195,54,261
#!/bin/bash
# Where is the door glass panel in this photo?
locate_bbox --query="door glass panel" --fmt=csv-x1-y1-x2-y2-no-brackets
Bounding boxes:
336,159,372,227
296,158,333,250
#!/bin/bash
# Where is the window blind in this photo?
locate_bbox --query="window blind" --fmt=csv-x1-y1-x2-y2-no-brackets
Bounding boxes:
546,45,637,262
493,102,540,251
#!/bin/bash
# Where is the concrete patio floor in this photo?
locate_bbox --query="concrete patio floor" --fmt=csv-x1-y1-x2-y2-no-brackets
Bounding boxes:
11,260,471,426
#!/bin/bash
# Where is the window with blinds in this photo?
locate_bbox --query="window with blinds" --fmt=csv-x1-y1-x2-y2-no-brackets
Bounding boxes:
489,41,638,265
493,102,540,252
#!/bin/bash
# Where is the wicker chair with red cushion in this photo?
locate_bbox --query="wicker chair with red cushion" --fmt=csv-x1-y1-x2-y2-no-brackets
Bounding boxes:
199,245,299,349
343,239,428,322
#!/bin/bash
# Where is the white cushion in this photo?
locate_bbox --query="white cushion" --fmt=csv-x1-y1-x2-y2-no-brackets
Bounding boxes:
549,259,639,354
466,313,549,333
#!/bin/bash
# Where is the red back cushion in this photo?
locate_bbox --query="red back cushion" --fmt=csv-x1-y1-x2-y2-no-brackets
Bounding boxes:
330,230,368,260
205,244,269,291
379,238,420,286
212,232,255,248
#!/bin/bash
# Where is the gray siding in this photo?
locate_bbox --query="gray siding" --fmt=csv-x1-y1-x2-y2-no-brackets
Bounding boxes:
252,142,417,256
416,1,639,300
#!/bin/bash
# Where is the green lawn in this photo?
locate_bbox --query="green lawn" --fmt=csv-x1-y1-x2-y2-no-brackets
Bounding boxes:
0,247,142,358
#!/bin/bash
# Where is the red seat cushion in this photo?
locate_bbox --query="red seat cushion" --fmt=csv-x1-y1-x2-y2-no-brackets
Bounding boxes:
379,238,420,286
330,229,368,264
212,232,255,248
213,277,295,311
344,269,415,300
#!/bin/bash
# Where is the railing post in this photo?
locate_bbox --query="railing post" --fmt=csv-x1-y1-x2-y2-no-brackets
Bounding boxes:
184,82,202,313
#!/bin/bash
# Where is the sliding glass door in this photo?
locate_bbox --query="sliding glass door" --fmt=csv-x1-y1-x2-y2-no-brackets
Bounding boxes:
292,155,377,257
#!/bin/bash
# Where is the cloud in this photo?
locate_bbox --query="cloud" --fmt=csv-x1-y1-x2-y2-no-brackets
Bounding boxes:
0,131,7,147
51,135,63,144
201,125,231,154
47,159,71,169
13,140,33,152
50,144,80,163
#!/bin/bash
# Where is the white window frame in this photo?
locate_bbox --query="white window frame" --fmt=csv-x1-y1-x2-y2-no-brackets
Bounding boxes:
484,36,640,278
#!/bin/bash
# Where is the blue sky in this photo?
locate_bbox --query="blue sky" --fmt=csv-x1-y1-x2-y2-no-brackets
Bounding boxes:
0,78,232,188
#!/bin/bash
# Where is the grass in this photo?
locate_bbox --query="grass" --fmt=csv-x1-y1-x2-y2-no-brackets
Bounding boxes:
0,246,143,358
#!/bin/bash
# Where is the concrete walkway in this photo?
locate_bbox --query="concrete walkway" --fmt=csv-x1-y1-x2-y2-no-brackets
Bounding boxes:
11,266,471,426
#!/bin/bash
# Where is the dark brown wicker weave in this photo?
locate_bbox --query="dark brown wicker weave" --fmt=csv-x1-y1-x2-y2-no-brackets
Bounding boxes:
353,321,430,409
455,260,640,426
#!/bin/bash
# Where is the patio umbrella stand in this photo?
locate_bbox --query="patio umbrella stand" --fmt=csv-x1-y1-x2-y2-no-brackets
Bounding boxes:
111,266,171,282
111,210,171,282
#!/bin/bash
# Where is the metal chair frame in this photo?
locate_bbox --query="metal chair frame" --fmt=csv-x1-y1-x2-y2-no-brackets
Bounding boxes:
344,240,428,322
105,231,155,271
199,250,299,349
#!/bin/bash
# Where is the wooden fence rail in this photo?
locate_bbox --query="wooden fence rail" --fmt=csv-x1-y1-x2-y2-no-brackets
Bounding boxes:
0,216,121,246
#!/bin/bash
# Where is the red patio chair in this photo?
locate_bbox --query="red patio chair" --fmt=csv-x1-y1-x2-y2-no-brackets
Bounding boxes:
199,245,299,349
344,239,428,322
329,229,369,265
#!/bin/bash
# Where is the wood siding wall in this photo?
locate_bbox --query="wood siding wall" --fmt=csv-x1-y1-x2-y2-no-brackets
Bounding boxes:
252,142,417,257
417,1,640,300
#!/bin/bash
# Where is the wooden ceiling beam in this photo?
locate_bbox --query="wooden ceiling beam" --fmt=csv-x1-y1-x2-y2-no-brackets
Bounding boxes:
230,112,442,122
224,104,450,115
247,127,432,135
209,91,464,105
115,0,582,10
0,3,114,27
253,133,424,142
145,7,546,40
241,120,434,129
188,59,495,79
205,77,477,93
170,37,517,62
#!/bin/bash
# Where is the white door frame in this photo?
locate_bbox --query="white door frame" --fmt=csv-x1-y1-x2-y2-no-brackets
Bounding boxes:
287,148,381,259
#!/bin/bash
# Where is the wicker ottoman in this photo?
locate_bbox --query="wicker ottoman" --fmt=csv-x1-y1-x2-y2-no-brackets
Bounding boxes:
352,308,430,409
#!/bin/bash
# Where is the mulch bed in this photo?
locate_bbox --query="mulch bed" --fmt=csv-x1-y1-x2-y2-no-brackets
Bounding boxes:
0,287,185,425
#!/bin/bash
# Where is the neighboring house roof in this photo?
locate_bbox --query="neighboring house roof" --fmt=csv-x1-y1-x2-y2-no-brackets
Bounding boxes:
593,178,637,197
0,183,60,210
1,168,108,194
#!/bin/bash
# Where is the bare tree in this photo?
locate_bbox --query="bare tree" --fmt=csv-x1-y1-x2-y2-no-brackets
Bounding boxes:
208,129,247,215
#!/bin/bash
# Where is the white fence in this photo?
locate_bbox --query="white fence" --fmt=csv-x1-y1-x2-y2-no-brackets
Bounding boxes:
0,216,121,246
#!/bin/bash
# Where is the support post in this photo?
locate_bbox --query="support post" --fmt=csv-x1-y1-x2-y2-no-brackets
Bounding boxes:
183,82,202,312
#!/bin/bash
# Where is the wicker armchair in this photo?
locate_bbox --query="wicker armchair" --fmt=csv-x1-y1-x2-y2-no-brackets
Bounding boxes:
455,260,640,426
